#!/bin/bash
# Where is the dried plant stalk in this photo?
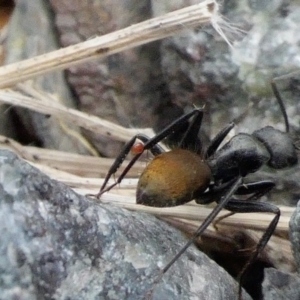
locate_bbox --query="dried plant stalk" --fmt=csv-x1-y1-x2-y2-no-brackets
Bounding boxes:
0,135,145,177
0,0,224,88
82,190,292,234
0,85,156,142
29,160,139,190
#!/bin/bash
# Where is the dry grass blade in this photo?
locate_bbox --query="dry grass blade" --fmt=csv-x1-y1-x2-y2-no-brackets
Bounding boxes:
0,135,145,178
0,0,223,88
89,191,292,234
0,84,155,142
29,161,139,191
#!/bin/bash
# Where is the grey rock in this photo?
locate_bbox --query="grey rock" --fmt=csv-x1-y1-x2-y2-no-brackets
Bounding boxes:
0,150,251,300
154,0,300,135
4,0,91,154
290,199,300,271
262,268,300,300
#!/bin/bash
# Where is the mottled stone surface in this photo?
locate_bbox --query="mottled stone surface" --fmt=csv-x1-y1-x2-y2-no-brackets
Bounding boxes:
290,199,300,271
4,0,90,154
0,150,251,300
154,0,300,137
286,199,300,300
262,268,300,300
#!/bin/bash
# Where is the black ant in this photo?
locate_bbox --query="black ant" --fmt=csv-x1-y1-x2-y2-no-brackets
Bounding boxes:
90,82,298,299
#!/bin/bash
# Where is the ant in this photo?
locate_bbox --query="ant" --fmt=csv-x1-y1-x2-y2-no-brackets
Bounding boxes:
91,81,298,299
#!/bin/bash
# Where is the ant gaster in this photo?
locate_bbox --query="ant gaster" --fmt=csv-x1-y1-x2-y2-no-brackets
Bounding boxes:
92,82,298,299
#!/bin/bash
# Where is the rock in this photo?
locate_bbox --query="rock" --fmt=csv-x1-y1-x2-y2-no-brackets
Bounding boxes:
262,268,300,300
280,199,300,300
154,0,300,136
0,149,251,300
4,0,91,154
289,199,300,271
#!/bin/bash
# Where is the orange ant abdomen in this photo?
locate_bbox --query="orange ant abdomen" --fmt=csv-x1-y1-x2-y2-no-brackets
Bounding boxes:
136,149,211,207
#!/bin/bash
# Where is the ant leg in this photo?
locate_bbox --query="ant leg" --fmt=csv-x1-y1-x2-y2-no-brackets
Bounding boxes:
205,122,235,158
179,108,204,152
134,133,165,156
235,180,275,200
196,179,237,205
92,108,204,198
270,80,289,133
164,177,242,273
145,177,243,299
222,199,279,299
213,180,275,230
88,134,156,198
213,212,235,231
198,180,274,207
144,108,204,150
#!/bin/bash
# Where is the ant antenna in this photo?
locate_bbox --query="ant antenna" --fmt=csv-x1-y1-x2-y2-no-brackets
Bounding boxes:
270,80,290,133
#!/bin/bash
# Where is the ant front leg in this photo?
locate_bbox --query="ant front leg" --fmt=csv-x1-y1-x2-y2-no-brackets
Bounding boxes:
235,180,275,200
91,108,203,198
205,122,235,158
271,74,295,133
179,107,204,153
90,134,163,199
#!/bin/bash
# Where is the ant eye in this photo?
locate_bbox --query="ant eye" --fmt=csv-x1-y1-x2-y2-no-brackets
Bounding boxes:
131,142,145,155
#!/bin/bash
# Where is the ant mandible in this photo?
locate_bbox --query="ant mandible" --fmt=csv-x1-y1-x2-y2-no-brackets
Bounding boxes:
92,82,298,299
